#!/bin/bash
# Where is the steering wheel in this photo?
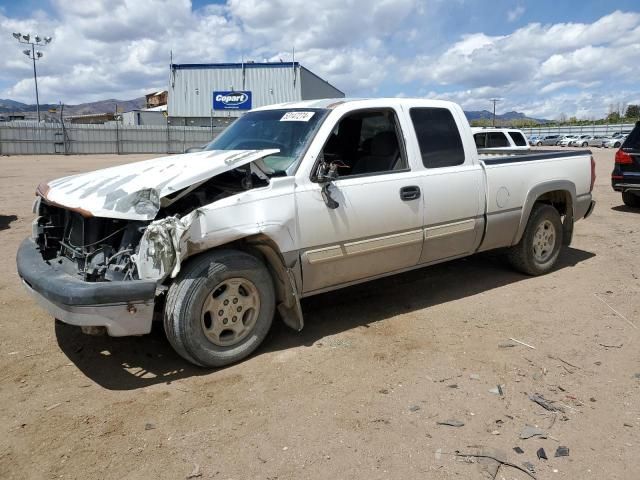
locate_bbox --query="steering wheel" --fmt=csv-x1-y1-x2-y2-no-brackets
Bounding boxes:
233,139,287,151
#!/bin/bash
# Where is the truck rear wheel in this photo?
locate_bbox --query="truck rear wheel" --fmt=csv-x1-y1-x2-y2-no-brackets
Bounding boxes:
507,204,563,276
622,191,640,208
164,249,275,367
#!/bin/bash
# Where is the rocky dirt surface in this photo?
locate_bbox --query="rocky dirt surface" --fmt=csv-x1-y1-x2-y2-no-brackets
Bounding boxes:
0,149,638,479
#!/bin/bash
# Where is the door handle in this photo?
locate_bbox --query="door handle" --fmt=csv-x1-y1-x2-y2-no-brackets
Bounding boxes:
400,185,421,201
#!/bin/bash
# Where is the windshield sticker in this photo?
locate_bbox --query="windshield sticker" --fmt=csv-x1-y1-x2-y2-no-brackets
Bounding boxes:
280,111,315,122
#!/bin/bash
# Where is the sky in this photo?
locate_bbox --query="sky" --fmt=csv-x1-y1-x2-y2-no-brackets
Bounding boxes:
1,0,639,119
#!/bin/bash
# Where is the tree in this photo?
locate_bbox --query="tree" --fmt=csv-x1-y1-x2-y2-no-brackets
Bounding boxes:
625,104,640,119
606,111,621,123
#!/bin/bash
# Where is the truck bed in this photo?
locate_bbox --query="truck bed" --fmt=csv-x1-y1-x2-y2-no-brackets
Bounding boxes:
478,148,594,252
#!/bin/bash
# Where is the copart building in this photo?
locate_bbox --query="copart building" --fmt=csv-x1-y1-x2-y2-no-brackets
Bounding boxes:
167,62,344,127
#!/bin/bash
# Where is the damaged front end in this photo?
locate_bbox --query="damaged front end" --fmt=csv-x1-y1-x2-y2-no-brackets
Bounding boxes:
18,153,280,337
33,199,146,283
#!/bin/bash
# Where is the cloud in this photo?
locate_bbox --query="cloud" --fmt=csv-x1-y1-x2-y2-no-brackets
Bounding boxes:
1,0,420,103
507,5,525,23
0,2,639,119
404,10,640,117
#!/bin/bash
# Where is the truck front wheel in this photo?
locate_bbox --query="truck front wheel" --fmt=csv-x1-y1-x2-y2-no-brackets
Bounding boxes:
507,204,563,276
164,249,275,367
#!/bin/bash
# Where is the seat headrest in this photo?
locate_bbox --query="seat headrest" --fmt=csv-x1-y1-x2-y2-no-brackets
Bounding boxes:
371,131,398,157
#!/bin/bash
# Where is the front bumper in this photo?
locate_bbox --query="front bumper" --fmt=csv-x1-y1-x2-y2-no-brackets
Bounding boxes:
17,238,157,336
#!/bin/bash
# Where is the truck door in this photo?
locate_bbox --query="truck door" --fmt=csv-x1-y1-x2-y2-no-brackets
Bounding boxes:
408,107,484,264
295,108,424,294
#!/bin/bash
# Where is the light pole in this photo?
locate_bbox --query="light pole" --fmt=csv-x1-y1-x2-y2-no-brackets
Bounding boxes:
12,32,52,122
490,98,501,127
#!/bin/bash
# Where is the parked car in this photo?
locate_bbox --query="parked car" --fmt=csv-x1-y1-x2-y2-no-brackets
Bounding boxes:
558,135,580,147
471,127,530,154
17,98,596,367
612,121,640,208
571,135,592,147
610,131,631,138
535,135,561,146
603,135,628,149
528,135,541,146
586,135,606,147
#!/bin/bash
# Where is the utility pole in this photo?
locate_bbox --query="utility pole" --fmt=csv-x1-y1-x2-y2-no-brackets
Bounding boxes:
12,32,52,123
490,98,501,127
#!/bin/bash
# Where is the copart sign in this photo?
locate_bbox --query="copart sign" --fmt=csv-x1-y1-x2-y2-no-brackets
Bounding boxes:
213,91,252,110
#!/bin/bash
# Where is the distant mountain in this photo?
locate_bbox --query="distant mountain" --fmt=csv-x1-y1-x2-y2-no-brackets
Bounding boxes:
1,97,549,124
464,109,549,124
0,99,58,113
0,97,145,115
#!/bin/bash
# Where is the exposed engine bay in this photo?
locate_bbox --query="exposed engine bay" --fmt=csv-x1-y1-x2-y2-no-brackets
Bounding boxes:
33,167,268,283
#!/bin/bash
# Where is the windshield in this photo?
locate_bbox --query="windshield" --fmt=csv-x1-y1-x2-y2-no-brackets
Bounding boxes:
205,108,327,174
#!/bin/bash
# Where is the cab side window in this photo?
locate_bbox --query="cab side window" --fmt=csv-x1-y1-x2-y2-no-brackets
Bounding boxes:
410,108,465,168
320,109,407,177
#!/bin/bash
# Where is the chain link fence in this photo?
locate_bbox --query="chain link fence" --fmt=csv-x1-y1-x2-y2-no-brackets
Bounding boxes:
0,122,224,155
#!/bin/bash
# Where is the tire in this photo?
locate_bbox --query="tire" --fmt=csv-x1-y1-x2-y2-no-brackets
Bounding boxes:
536,142,542,146
507,204,563,276
581,142,588,147
614,142,621,148
164,249,275,367
622,191,640,208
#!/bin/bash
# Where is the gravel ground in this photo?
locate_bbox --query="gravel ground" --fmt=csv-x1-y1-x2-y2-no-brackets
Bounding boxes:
0,148,638,480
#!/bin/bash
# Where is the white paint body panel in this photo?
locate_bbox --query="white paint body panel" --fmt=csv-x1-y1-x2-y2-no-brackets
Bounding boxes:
295,170,425,292
483,155,591,215
44,149,279,220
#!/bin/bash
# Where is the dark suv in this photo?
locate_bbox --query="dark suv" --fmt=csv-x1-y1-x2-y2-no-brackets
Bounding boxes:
612,121,640,208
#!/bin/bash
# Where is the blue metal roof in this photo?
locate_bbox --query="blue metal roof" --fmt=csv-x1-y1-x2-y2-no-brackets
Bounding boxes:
171,62,300,70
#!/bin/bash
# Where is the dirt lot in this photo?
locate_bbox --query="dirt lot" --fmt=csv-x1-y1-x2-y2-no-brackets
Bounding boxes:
0,149,638,480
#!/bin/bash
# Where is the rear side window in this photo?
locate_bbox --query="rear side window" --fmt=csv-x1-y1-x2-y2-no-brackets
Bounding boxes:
487,132,510,147
623,123,640,150
474,133,487,148
410,108,465,168
509,131,527,146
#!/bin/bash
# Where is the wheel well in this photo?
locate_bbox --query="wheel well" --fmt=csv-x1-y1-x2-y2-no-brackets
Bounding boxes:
161,234,304,331
238,234,304,331
534,190,572,216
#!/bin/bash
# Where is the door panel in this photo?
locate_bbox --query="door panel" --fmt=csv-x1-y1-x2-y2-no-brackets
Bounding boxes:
296,171,424,293
418,165,484,264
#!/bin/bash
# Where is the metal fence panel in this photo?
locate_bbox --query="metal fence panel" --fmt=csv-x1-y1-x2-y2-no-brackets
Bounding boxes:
521,123,636,137
0,122,223,155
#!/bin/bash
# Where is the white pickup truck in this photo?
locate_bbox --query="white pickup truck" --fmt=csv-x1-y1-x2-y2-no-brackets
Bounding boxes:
17,98,596,367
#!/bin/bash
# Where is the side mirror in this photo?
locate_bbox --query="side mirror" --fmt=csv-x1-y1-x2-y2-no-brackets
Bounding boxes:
316,161,340,209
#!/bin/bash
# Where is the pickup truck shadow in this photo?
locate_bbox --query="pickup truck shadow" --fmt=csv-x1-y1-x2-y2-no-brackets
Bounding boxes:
55,247,594,391
265,247,595,352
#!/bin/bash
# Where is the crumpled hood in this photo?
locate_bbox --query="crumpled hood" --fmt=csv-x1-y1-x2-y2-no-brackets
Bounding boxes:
41,149,279,221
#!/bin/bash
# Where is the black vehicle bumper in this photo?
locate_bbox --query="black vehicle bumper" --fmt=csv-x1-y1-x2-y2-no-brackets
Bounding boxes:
611,168,640,192
17,238,157,336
